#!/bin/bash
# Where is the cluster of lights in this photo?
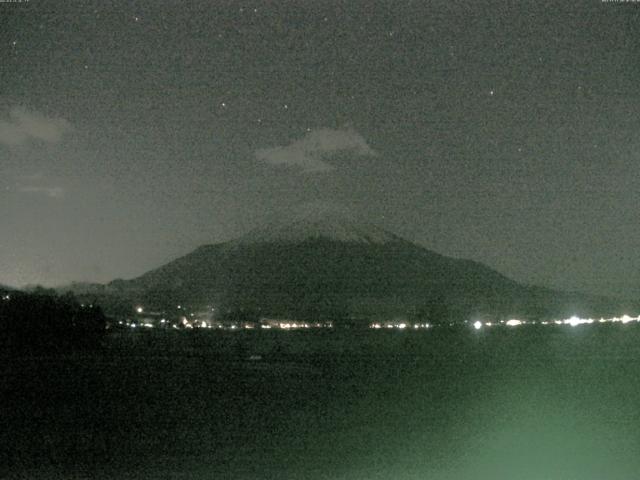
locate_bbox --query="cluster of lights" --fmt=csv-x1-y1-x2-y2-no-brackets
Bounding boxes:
269,322,331,329
118,321,154,329
370,322,431,330
120,316,334,331
122,303,640,333
119,315,640,331
278,323,308,329
472,314,640,330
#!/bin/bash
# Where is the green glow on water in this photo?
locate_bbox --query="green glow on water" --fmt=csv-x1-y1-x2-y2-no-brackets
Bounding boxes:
4,327,640,479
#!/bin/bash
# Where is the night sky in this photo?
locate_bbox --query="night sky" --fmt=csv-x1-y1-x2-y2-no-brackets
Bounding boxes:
1,1,639,298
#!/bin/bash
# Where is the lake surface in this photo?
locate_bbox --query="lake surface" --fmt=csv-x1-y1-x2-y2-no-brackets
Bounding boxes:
3,325,640,479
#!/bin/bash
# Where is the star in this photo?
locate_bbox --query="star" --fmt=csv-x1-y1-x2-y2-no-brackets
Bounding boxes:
489,90,495,96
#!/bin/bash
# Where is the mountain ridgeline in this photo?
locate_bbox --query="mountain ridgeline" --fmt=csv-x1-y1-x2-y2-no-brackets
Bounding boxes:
103,215,632,324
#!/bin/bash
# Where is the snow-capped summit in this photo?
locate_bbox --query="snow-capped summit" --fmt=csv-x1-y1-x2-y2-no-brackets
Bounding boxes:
235,210,401,245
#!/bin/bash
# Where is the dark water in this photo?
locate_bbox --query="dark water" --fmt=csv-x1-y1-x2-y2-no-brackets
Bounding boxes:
3,325,640,479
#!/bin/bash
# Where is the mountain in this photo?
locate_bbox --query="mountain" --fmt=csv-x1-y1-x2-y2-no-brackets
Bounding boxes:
0,284,14,297
99,212,633,323
55,282,110,295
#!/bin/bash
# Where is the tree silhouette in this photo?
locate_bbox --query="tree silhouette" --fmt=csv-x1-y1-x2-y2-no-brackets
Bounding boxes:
0,289,106,353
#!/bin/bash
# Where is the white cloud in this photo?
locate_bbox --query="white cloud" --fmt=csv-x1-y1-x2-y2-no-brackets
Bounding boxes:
255,127,377,173
18,185,66,199
0,107,71,146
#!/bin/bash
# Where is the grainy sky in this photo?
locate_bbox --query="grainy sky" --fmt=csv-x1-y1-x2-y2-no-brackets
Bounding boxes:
1,0,639,298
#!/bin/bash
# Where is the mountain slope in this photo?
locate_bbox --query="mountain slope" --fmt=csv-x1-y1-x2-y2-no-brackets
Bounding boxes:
104,215,632,323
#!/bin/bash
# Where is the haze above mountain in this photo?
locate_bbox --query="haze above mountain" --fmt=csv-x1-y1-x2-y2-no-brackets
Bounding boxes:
234,210,401,246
